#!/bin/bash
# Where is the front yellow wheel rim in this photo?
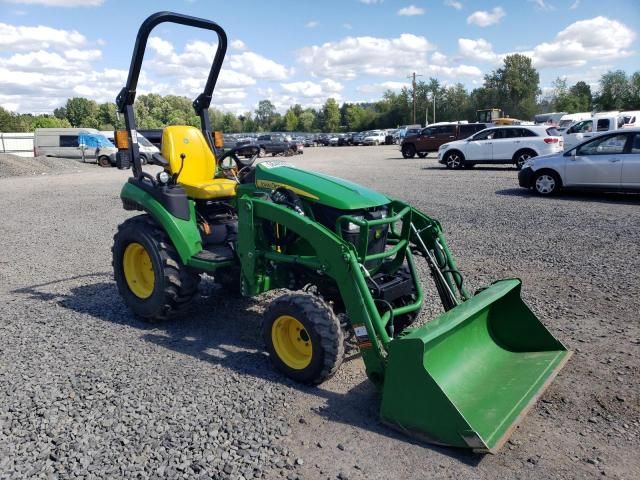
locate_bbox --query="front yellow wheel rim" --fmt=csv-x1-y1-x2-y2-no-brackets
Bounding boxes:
123,242,155,299
271,315,312,370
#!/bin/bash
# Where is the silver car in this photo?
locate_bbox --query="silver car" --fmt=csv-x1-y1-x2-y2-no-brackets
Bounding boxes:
518,128,640,195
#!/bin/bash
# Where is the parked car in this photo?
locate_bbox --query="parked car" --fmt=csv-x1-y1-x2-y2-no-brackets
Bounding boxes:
256,134,294,156
35,128,117,167
562,112,625,150
337,134,352,146
363,130,386,146
329,135,340,146
303,136,317,147
315,134,330,146
352,132,366,145
401,123,487,158
518,129,640,195
437,126,564,169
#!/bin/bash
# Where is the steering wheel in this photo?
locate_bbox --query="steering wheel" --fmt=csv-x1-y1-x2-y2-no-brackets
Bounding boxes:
218,144,260,179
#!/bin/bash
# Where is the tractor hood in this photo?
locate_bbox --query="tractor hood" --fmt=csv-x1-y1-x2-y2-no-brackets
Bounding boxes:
254,161,389,210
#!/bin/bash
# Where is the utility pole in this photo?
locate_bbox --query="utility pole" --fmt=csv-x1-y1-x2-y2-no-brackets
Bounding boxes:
433,93,436,124
407,72,422,125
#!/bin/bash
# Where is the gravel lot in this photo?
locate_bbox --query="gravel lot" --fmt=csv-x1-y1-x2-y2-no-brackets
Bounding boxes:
1,145,638,480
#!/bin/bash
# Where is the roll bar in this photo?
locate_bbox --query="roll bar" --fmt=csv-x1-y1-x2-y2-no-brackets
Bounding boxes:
115,11,228,177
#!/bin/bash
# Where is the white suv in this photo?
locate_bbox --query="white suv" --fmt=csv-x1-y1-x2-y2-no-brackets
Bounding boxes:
363,130,386,146
438,126,564,169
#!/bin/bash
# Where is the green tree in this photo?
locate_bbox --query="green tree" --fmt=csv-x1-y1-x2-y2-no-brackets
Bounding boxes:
595,70,632,110
97,102,120,130
0,106,19,132
255,100,276,130
298,109,316,132
65,97,99,128
569,81,592,111
283,108,298,131
343,103,367,131
322,98,340,132
31,116,71,128
483,54,540,119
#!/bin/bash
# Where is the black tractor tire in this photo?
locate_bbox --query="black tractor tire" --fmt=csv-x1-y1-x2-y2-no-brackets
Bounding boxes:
263,293,344,385
112,215,200,321
98,155,112,168
514,149,536,170
417,152,428,158
533,170,561,196
402,144,416,158
444,151,464,169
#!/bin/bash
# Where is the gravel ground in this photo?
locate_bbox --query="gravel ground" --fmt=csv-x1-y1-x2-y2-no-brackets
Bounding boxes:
0,153,94,178
0,145,638,480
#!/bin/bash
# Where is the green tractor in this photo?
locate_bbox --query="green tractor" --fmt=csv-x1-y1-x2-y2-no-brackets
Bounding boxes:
112,12,571,453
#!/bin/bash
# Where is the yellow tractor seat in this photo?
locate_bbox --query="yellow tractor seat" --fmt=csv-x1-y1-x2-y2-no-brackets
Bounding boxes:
161,125,236,200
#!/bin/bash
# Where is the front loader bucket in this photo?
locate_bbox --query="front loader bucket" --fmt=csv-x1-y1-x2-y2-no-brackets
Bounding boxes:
380,279,571,453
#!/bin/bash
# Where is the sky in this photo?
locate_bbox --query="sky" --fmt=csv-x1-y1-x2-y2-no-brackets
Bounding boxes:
0,0,638,114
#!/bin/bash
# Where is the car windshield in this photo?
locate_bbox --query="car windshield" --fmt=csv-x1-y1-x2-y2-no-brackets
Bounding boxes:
138,136,153,147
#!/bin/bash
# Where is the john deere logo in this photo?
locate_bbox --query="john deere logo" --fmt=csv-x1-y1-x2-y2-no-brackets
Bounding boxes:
375,229,382,239
183,138,190,144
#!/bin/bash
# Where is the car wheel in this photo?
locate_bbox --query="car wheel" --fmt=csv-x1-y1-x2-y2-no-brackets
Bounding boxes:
417,152,427,158
97,155,111,168
534,171,561,196
444,151,464,169
401,144,416,159
514,149,535,170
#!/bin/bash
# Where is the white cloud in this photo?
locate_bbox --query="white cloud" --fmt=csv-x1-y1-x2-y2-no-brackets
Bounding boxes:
297,33,434,80
0,22,86,51
459,16,636,72
467,7,505,27
228,51,291,80
444,0,463,10
528,16,636,68
305,21,319,28
529,0,555,10
357,81,407,94
281,79,344,98
397,5,425,16
458,38,500,63
2,0,104,6
359,0,383,4
430,51,448,66
230,39,246,51
569,0,580,9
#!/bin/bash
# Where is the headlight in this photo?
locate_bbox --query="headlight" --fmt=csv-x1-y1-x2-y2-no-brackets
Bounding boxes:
346,215,364,233
157,171,170,184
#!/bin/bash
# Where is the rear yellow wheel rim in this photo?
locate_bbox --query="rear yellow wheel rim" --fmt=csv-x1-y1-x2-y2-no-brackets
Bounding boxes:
271,315,312,369
123,242,155,299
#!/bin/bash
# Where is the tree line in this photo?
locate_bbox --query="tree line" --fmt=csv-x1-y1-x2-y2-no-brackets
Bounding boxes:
1,55,638,134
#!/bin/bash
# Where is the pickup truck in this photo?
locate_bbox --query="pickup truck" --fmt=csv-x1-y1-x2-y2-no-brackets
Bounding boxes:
562,112,625,150
401,123,487,158
256,134,296,156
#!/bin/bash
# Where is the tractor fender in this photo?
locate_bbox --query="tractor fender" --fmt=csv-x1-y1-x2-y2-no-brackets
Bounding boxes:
120,181,202,263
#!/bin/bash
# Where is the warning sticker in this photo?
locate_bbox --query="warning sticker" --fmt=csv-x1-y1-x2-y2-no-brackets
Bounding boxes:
352,324,372,349
259,161,292,169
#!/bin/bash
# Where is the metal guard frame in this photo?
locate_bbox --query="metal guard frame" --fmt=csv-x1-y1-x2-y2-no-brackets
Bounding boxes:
115,11,228,178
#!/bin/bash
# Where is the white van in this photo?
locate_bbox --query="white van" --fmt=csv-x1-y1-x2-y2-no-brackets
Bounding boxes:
99,130,159,164
34,128,117,167
557,112,592,131
562,112,624,150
